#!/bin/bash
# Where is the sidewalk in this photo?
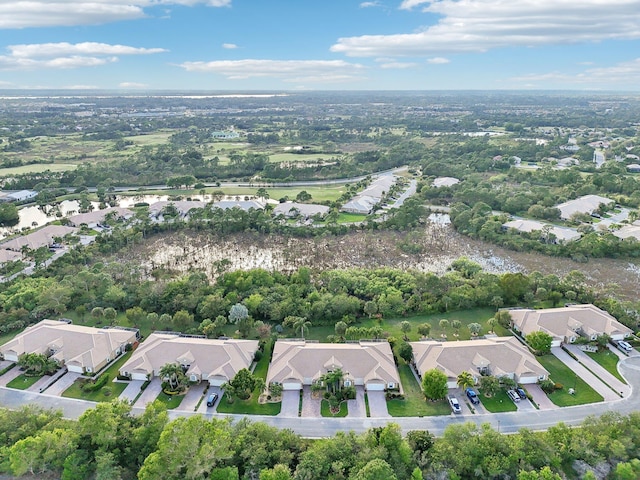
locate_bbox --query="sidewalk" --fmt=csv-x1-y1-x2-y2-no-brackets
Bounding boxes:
564,345,630,397
551,347,619,401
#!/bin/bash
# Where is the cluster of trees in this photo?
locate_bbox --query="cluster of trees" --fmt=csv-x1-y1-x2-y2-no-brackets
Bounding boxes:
2,402,640,479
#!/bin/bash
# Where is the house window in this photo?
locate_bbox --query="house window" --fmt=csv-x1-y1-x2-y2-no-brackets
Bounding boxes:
388,382,395,389
344,380,352,387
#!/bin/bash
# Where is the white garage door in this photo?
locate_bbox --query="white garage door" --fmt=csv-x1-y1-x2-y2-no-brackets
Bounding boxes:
283,382,302,390
366,383,385,391
518,376,538,384
209,379,225,387
67,365,84,374
131,372,148,381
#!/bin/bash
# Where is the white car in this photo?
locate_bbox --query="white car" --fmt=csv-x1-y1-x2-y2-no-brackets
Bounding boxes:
449,395,462,414
507,389,521,402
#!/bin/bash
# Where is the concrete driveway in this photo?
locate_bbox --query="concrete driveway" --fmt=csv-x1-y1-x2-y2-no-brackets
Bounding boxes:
526,384,556,410
347,386,366,417
279,390,300,417
133,377,162,407
42,372,82,396
179,382,208,412
551,347,619,401
0,365,22,386
118,380,144,404
564,345,630,397
197,386,223,413
367,390,389,417
300,387,321,418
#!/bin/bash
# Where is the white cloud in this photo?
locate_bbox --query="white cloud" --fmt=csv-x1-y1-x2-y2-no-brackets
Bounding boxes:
0,1,231,29
379,61,418,69
222,43,239,49
178,59,366,83
9,42,166,57
511,58,640,86
360,1,382,7
427,57,450,64
332,0,640,57
119,82,149,88
0,42,164,70
64,84,100,89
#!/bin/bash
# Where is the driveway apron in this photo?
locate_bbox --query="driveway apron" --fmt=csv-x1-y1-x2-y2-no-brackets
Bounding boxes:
133,377,163,408
279,390,300,417
347,386,366,417
367,390,389,417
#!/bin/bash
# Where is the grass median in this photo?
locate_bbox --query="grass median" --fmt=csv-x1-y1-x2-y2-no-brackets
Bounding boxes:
387,363,450,417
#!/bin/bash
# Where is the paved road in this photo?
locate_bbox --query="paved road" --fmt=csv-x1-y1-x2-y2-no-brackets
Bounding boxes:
2,355,640,438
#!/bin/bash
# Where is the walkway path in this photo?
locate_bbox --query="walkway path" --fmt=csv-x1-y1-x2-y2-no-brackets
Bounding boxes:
564,345,630,397
1,356,640,438
551,347,619,401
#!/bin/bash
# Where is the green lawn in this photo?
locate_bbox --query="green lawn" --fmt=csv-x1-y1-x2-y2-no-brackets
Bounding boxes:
387,364,451,417
303,307,499,342
321,399,348,417
586,350,626,384
62,351,132,402
538,355,604,406
216,340,281,416
156,392,185,409
478,390,518,413
6,373,43,390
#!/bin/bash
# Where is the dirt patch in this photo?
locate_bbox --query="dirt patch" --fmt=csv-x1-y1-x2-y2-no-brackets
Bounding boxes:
119,225,640,299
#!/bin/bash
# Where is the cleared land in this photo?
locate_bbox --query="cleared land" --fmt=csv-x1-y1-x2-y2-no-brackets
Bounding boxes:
0,163,77,176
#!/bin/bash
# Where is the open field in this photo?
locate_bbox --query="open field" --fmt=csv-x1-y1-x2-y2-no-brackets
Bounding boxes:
267,153,338,163
220,185,346,203
0,163,77,176
122,131,174,146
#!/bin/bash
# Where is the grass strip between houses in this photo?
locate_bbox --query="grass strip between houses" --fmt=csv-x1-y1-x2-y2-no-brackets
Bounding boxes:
538,354,604,406
387,363,451,417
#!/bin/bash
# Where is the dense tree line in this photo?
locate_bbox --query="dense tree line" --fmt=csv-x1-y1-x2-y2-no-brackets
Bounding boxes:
1,403,640,479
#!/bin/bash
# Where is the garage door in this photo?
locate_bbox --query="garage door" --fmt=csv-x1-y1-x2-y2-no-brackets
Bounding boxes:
283,382,302,390
132,372,148,381
366,383,385,391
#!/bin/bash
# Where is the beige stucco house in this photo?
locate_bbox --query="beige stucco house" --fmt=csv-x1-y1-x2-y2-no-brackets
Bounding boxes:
411,336,549,388
119,333,259,385
0,320,138,374
266,340,402,392
509,304,633,347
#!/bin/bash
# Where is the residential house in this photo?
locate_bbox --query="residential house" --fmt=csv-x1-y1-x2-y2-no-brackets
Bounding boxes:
211,200,265,212
613,221,640,241
340,174,397,215
0,190,38,203
502,219,581,243
0,225,78,252
266,340,402,392
148,201,207,219
0,249,22,265
432,177,460,188
626,163,640,173
555,194,614,220
272,202,330,219
119,333,259,385
410,336,549,388
509,304,633,347
0,320,138,374
67,207,134,228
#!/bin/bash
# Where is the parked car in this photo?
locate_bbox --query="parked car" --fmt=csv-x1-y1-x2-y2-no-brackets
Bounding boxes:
617,340,633,354
206,393,218,407
516,387,527,400
507,389,521,402
465,387,480,405
449,395,462,414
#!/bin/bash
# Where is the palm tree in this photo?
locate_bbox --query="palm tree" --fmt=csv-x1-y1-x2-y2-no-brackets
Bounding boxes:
321,368,344,394
159,363,186,392
487,318,498,334
400,321,411,341
293,317,312,339
457,371,475,391
439,319,450,338
468,323,482,337
451,319,461,338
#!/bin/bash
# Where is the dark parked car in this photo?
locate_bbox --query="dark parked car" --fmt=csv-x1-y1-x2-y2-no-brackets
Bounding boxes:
516,387,527,400
465,387,480,404
206,393,218,407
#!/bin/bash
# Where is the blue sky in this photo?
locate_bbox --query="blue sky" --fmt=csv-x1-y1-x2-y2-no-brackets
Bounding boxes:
1,0,640,91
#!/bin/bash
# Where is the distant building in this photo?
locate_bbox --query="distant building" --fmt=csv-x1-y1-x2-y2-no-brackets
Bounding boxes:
211,200,265,212
273,202,330,219
627,163,640,173
0,190,37,203
211,130,240,139
148,201,207,219
432,177,460,188
68,207,134,228
0,225,78,252
0,249,22,265
555,194,614,220
502,219,581,243
556,157,580,168
340,174,397,215
613,221,640,241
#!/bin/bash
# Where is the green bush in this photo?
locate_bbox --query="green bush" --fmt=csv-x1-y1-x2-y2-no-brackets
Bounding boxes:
81,373,109,392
